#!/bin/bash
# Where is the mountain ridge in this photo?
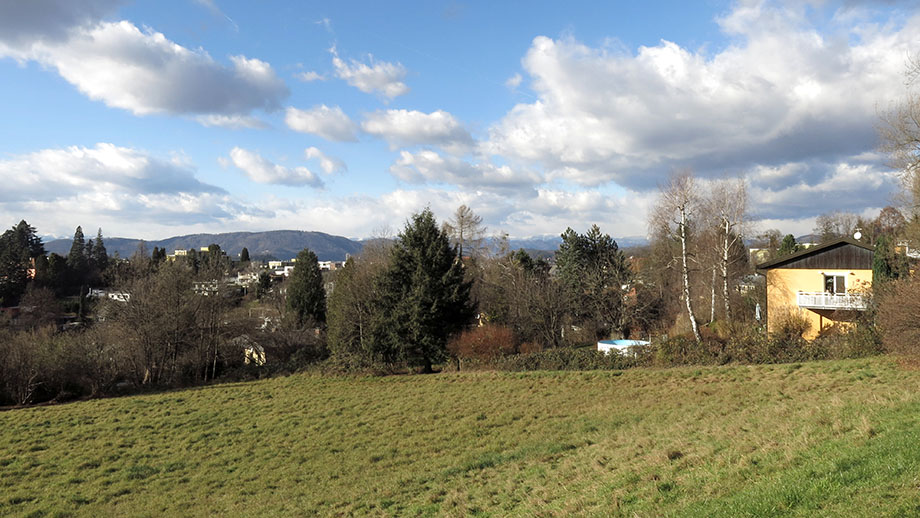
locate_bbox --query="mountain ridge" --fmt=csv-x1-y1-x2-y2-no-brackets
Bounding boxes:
44,230,652,261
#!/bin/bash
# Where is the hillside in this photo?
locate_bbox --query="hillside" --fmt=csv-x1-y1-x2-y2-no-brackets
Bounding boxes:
2,357,919,517
45,230,364,261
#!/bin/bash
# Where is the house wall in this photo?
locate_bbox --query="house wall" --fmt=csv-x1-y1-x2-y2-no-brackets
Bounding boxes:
766,268,872,340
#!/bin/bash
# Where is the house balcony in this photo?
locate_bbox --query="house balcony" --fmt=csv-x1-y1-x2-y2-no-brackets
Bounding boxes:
796,291,867,311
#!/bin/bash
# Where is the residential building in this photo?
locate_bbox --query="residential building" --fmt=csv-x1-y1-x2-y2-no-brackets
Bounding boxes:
756,238,873,340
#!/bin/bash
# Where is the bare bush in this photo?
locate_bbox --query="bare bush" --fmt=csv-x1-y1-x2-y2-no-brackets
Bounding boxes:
877,276,920,357
447,325,516,364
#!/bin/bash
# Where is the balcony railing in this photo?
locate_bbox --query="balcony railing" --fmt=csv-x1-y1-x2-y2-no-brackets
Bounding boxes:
796,291,867,311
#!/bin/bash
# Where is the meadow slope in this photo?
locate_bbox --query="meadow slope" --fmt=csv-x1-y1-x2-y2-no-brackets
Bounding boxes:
2,358,920,517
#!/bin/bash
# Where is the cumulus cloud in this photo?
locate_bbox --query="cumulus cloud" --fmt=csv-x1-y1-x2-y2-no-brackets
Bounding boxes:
389,150,541,194
331,47,409,99
0,142,223,203
747,159,899,220
285,105,358,142
0,143,271,237
196,114,268,129
296,71,326,82
304,147,346,174
361,109,474,152
0,3,288,120
484,3,916,201
228,147,323,187
505,73,523,89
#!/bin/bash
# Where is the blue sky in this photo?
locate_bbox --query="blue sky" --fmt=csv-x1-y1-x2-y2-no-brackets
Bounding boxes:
0,0,916,241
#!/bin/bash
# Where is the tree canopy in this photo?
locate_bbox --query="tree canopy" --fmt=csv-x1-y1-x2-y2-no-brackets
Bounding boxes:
286,248,326,327
371,208,474,371
556,225,632,339
0,220,45,306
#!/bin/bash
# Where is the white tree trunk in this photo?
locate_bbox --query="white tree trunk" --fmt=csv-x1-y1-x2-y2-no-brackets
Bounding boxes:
721,217,732,322
680,208,702,343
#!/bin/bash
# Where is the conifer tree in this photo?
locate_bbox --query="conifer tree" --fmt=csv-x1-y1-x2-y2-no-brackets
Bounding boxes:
0,220,45,306
240,247,250,263
371,208,474,372
556,224,631,339
286,248,326,327
92,228,107,271
67,225,88,287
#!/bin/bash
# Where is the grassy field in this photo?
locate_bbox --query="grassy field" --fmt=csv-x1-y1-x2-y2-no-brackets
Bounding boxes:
2,357,920,517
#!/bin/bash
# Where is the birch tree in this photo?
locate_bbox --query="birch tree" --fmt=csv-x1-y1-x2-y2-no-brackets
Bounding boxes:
651,171,702,343
705,178,748,322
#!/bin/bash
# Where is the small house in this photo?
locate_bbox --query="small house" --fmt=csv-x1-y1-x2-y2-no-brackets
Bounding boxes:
756,238,873,339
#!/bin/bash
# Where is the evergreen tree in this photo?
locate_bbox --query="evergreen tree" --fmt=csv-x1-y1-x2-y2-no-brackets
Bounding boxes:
67,225,88,287
873,235,908,288
240,247,250,263
92,228,107,272
45,253,68,295
286,248,326,327
371,209,474,372
555,225,632,339
777,234,800,257
0,220,45,306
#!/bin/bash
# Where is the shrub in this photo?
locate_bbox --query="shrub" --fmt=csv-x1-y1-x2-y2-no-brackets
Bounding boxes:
773,309,811,341
652,335,724,366
447,325,516,362
494,347,634,371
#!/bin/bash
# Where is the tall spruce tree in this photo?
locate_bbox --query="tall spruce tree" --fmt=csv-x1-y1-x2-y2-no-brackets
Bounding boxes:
67,225,88,287
286,248,326,327
240,247,250,263
92,228,107,272
371,209,474,372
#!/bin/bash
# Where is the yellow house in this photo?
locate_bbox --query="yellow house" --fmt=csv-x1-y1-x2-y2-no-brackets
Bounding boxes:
756,238,873,339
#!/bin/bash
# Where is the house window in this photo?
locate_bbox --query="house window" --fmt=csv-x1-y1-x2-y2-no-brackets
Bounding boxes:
824,274,845,294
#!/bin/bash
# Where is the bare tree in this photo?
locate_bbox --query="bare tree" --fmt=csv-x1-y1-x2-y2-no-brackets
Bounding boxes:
880,55,920,217
814,210,859,243
651,171,702,343
704,177,748,322
443,204,486,259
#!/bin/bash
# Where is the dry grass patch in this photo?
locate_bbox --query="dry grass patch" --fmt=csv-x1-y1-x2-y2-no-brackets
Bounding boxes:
1,358,919,517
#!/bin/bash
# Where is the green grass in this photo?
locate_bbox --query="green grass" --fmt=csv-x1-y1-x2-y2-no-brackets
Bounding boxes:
2,357,920,517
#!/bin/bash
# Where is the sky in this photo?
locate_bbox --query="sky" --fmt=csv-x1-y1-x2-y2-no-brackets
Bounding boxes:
0,0,917,242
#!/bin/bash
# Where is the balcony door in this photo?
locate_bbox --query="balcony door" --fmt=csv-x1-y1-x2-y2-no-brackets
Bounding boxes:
824,274,845,294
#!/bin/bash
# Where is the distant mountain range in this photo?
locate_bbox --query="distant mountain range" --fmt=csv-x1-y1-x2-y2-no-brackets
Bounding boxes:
44,230,650,261
45,230,364,262
506,235,649,252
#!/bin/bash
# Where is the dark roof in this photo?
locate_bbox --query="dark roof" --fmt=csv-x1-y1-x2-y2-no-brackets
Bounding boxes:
756,237,874,271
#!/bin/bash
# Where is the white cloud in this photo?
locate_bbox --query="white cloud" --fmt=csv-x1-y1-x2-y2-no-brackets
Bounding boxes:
196,114,268,129
0,143,269,237
284,105,358,142
0,6,287,120
485,5,916,193
296,70,326,82
331,47,409,99
304,147,346,174
505,73,523,89
0,143,223,203
389,150,540,193
747,158,899,220
228,147,323,187
361,109,473,152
